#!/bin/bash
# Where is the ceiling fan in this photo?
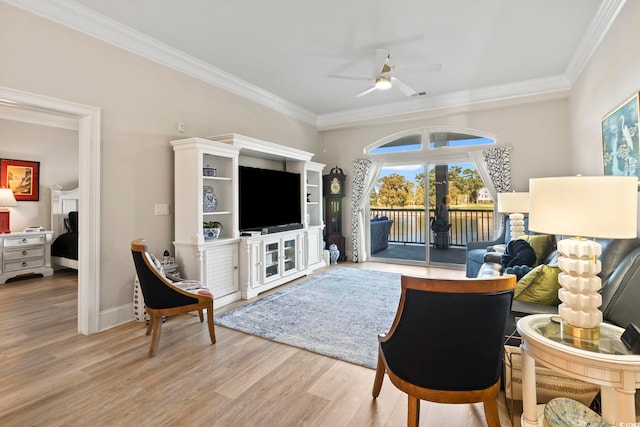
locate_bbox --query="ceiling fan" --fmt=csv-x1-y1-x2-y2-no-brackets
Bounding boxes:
329,49,440,98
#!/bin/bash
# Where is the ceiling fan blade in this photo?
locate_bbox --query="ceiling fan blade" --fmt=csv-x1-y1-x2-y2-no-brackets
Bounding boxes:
391,77,418,97
361,34,425,51
355,86,377,98
385,63,442,76
328,74,371,81
373,49,389,77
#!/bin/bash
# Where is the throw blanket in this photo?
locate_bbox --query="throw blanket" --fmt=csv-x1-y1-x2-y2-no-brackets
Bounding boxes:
501,239,536,270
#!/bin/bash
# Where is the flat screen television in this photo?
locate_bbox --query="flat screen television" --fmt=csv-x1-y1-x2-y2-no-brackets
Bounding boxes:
238,166,301,231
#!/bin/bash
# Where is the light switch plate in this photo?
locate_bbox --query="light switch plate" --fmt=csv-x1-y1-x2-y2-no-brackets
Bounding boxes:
154,204,170,215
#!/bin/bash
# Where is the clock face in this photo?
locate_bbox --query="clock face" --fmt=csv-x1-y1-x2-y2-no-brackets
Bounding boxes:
330,178,341,194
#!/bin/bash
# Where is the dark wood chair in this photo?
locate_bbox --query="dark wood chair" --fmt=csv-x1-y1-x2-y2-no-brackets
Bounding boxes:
372,274,516,426
131,239,216,357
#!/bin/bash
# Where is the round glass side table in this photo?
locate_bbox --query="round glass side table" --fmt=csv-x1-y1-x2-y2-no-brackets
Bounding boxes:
517,314,640,427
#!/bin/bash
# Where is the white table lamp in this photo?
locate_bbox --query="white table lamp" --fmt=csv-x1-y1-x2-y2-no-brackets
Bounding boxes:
529,176,638,341
0,188,18,234
497,192,529,240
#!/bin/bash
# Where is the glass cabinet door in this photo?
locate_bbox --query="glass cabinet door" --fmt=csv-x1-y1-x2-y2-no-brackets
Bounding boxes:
282,238,297,274
264,241,280,279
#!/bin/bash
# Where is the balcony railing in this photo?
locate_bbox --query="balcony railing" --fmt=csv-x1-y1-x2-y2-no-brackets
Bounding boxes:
371,208,495,247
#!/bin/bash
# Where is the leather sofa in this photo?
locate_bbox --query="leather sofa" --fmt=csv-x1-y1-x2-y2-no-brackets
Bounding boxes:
370,218,393,254
467,214,640,331
466,215,529,278
505,237,640,331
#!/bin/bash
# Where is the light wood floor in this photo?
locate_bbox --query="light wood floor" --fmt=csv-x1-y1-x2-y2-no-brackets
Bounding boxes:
0,263,516,426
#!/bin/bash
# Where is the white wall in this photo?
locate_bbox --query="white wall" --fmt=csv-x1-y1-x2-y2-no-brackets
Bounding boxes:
0,119,78,231
0,3,321,317
569,0,640,176
318,93,572,259
568,0,640,233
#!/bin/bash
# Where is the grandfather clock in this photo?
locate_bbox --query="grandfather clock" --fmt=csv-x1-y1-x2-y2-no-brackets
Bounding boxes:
323,166,347,261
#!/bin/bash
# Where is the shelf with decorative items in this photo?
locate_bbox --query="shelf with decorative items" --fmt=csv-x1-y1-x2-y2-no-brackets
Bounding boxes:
171,138,240,245
173,134,326,307
171,137,241,308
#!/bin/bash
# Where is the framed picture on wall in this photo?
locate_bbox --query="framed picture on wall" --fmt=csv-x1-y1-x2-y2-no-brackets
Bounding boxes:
0,159,40,201
601,92,640,177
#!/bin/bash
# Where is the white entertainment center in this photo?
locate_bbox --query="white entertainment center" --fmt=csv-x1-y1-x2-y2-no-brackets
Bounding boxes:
171,134,325,308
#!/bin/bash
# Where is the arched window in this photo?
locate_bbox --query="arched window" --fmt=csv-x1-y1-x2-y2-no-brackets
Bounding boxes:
365,127,495,154
353,127,506,266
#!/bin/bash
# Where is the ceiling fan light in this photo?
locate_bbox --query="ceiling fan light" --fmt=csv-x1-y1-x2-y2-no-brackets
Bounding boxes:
375,76,392,90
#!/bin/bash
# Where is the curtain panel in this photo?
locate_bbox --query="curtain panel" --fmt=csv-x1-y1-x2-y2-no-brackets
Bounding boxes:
351,158,382,262
469,146,512,237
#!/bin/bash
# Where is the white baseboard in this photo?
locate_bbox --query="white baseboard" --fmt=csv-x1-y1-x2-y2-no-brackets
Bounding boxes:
99,303,134,331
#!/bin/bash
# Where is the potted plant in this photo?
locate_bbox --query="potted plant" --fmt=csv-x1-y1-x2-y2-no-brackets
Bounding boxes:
203,221,223,240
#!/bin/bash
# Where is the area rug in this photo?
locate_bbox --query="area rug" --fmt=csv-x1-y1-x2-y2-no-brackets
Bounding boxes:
214,267,401,369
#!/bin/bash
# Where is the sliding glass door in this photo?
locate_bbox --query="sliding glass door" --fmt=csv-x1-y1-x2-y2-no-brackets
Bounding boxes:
370,160,490,266
366,128,496,267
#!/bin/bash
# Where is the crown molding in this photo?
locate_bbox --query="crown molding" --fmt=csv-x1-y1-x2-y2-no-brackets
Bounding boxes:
317,75,572,130
2,0,623,130
2,0,318,126
565,0,626,83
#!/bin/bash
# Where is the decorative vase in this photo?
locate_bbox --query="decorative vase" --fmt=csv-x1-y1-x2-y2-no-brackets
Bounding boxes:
329,243,340,264
203,185,218,212
203,227,221,240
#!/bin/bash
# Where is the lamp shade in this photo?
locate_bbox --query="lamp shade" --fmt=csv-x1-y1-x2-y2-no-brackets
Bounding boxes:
497,192,529,213
0,188,17,207
529,176,637,238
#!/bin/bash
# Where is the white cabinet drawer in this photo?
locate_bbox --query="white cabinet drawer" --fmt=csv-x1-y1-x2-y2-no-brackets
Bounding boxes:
4,247,44,261
4,257,45,272
3,235,46,248
0,231,53,284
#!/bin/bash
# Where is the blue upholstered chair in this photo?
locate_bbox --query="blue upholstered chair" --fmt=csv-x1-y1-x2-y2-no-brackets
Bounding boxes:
372,274,516,427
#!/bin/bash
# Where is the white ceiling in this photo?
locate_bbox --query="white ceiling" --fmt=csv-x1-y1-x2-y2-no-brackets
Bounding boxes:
4,0,625,128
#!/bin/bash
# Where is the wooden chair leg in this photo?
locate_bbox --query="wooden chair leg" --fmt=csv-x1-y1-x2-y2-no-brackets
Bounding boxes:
206,303,216,344
483,398,500,427
148,314,163,357
408,395,420,427
198,309,204,322
145,315,153,335
372,351,385,398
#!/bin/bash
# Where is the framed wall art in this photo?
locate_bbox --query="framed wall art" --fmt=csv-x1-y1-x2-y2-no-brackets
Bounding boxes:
601,92,640,177
0,159,40,201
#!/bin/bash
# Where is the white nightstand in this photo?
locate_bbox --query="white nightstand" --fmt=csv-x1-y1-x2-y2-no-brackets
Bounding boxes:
0,231,54,284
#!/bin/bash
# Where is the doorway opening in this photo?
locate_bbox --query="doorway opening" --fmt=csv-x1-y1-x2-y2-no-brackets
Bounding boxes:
0,87,101,334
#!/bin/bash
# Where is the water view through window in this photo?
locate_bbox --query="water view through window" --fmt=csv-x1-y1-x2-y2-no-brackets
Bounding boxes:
368,130,496,264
